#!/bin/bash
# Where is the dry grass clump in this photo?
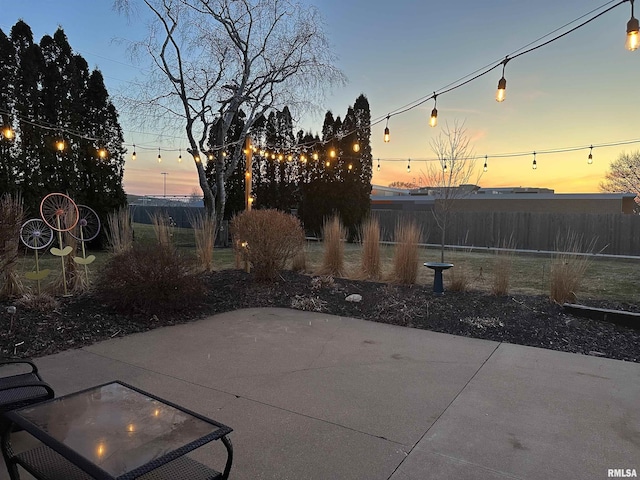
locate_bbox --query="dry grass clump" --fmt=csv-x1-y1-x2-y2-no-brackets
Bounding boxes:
291,247,307,272
230,209,305,281
150,211,174,247
106,207,133,254
16,293,60,312
448,266,471,292
549,231,595,304
190,211,216,272
96,243,203,315
318,215,346,277
389,220,421,285
491,235,516,296
357,217,382,280
0,194,26,299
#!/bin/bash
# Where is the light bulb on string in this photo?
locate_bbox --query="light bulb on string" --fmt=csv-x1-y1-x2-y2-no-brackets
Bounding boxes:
384,116,390,143
288,154,293,161
1,125,14,140
157,148,162,163
532,151,537,170
98,146,108,159
429,93,438,128
313,151,319,161
353,142,360,152
56,136,65,152
627,0,639,51
377,159,380,172
301,154,307,163
407,158,411,173
207,151,214,161
588,145,593,164
496,56,509,102
325,160,331,167
348,163,353,171
132,144,136,161
278,153,284,161
483,155,488,172
178,149,183,163
443,160,448,173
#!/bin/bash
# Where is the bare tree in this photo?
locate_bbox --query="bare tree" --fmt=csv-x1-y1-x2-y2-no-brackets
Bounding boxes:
114,0,345,226
600,150,640,213
421,122,481,262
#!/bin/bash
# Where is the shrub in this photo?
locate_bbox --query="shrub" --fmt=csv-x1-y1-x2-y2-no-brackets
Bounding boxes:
190,212,216,272
358,217,381,280
16,293,59,312
230,209,305,281
0,194,26,299
390,220,421,285
318,215,346,277
106,207,133,254
96,244,204,315
549,232,595,304
491,235,516,296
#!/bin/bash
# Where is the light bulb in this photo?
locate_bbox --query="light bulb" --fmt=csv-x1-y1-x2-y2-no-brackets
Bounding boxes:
627,16,639,51
496,77,507,102
278,154,284,161
301,155,307,163
157,150,162,163
407,159,411,173
377,159,380,172
443,163,448,173
313,152,318,161
348,163,353,170
98,148,107,159
384,127,390,143
56,139,65,151
588,146,593,164
325,160,330,167
429,108,438,128
353,142,360,152
483,162,488,172
132,145,136,161
178,153,182,163
208,152,214,161
2,126,14,139
329,149,336,158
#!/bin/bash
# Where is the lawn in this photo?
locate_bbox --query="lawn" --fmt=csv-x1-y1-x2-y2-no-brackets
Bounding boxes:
16,223,640,304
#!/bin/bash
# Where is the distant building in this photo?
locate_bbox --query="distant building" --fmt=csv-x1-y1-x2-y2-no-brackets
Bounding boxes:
371,184,637,214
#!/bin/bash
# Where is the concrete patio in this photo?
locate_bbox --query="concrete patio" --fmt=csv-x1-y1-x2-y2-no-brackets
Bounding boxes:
2,307,639,479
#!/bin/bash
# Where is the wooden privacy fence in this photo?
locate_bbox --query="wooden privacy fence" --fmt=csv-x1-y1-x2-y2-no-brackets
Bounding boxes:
372,210,640,256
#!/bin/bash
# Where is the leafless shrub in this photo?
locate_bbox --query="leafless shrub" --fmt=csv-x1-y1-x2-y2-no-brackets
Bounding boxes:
230,209,305,281
357,217,381,280
550,231,596,304
190,211,216,272
317,215,346,277
389,219,421,285
491,235,516,296
0,194,26,299
106,207,133,254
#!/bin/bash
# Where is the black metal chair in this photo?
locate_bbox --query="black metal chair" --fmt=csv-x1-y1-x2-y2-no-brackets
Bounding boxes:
0,360,55,417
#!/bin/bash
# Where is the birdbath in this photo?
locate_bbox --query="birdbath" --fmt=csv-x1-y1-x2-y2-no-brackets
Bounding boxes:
424,262,454,295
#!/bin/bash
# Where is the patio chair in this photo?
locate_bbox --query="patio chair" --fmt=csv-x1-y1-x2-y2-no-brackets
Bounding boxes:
0,360,55,418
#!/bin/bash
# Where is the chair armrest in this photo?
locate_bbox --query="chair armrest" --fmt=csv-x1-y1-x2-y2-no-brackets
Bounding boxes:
0,360,39,376
0,380,55,399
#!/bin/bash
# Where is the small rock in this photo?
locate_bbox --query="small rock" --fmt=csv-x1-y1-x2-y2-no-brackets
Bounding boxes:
345,294,362,303
588,351,606,357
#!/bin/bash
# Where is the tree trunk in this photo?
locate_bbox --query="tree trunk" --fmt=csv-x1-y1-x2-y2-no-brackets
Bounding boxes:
440,225,446,262
194,158,215,217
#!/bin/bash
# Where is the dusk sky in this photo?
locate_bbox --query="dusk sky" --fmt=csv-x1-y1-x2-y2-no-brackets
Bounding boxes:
1,0,639,196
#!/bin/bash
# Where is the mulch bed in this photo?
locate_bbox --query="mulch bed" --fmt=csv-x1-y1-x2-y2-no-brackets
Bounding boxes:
1,270,639,362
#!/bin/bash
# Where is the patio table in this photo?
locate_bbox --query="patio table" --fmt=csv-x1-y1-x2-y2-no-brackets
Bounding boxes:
1,381,233,480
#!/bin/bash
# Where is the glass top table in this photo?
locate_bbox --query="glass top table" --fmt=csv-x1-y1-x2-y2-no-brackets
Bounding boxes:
2,381,233,480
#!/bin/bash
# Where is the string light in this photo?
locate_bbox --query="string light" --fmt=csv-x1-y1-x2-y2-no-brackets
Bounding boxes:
627,0,639,51
588,145,593,164
496,56,509,102
195,153,201,163
353,142,360,152
2,125,14,140
429,94,438,128
532,151,537,169
157,147,162,163
313,151,319,161
55,136,65,152
98,146,108,159
301,154,307,163
132,144,136,161
329,148,336,158
348,163,353,170
325,160,330,167
178,148,182,163
443,160,448,173
384,116,390,143
377,158,380,171
483,155,488,172
407,158,411,173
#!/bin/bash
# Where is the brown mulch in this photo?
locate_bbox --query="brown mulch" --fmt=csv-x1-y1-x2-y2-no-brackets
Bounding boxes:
1,270,639,363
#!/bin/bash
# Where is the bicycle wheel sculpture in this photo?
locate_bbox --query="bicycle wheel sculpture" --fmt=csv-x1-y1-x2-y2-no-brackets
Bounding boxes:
70,205,101,283
40,193,79,296
20,219,54,295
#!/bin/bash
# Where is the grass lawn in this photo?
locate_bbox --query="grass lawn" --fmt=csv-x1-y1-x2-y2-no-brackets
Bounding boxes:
15,223,640,304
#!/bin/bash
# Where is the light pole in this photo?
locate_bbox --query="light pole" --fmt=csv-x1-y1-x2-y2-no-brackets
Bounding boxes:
161,172,168,197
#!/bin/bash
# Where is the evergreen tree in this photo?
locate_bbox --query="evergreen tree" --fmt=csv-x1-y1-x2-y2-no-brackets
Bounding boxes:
0,29,17,197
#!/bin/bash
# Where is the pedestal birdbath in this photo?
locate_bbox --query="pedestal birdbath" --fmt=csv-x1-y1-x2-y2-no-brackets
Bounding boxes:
424,262,454,295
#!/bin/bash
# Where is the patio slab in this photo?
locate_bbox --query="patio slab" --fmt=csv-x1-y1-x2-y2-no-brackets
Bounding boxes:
2,307,638,479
